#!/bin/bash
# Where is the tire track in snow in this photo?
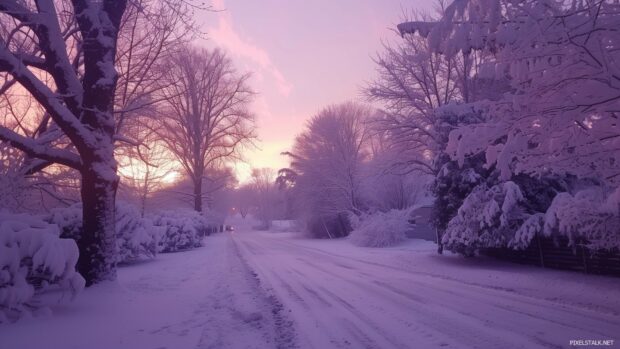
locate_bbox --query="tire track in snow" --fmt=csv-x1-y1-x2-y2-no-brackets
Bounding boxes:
235,232,620,349
236,239,360,349
238,236,454,348
268,235,620,322
298,255,522,349
230,235,299,349
293,241,618,347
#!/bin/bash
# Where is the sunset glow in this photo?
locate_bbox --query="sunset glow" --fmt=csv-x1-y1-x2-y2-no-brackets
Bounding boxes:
197,0,434,180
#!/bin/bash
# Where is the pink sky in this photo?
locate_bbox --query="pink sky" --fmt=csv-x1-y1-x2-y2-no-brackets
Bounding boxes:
198,1,434,182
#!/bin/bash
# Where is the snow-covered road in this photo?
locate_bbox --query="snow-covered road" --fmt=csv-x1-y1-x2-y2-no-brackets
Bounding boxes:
234,231,620,349
2,228,619,349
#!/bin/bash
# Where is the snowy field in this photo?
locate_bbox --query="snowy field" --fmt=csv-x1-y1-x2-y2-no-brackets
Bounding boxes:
1,228,619,349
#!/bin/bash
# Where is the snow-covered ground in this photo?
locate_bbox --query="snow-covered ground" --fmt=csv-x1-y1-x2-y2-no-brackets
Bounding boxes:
0,232,290,349
2,227,619,349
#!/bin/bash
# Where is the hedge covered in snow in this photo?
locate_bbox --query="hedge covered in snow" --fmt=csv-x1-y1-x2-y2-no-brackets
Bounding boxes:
0,212,84,323
540,188,620,251
47,202,159,264
151,210,210,253
442,182,620,255
349,210,411,247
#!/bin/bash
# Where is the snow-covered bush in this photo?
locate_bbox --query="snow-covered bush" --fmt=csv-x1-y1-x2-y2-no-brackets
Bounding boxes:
151,210,209,253
442,178,620,254
541,188,620,251
349,210,411,247
47,203,159,264
442,181,525,255
0,212,85,323
114,203,160,263
510,213,544,250
47,205,82,241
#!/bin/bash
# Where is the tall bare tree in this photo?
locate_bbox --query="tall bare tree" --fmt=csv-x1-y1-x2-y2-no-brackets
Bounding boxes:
365,9,488,176
156,46,255,212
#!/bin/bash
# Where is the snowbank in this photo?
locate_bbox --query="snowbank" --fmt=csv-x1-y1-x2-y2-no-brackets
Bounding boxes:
0,212,84,323
349,210,411,247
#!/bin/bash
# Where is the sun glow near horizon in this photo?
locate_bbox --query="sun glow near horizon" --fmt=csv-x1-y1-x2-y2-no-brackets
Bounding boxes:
117,143,288,188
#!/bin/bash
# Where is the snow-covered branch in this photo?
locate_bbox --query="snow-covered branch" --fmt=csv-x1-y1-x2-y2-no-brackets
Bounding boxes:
0,48,96,150
0,126,81,169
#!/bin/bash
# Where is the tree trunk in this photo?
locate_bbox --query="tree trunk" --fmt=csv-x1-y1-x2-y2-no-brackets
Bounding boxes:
193,178,203,212
140,169,150,218
78,164,119,286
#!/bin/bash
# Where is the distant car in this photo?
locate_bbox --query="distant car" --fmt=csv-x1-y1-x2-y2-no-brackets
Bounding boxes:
226,225,234,231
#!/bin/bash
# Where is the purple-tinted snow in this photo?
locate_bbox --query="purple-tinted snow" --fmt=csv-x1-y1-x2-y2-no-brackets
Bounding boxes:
1,221,619,349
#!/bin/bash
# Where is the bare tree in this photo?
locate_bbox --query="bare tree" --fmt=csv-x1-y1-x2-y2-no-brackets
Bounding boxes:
364,9,486,176
156,46,255,212
250,168,277,229
232,184,256,219
0,0,128,285
114,0,197,215
148,167,236,214
114,0,196,136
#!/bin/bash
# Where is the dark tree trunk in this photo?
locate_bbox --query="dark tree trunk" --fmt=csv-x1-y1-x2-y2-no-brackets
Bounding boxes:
194,178,203,212
78,163,119,286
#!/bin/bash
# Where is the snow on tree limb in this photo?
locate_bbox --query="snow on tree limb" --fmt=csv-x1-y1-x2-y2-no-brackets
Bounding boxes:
409,0,620,185
0,126,82,170
0,49,96,150
397,21,436,37
0,1,35,24
32,1,84,111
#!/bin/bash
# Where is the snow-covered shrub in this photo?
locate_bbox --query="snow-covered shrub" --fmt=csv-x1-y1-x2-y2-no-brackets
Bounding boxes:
47,205,82,241
0,212,85,323
114,203,159,263
542,188,620,251
47,202,159,264
442,181,525,255
349,210,411,247
510,213,544,249
151,210,209,253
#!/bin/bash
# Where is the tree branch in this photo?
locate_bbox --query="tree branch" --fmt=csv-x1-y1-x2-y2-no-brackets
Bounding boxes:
0,126,82,170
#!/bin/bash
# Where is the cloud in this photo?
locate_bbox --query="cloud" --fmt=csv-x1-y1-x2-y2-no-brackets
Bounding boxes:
207,0,293,97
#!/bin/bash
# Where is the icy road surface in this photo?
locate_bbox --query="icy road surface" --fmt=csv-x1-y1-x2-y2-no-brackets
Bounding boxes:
2,228,619,349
